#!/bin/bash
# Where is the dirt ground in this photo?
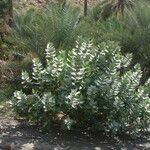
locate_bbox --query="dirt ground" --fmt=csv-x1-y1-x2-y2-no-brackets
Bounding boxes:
0,117,150,150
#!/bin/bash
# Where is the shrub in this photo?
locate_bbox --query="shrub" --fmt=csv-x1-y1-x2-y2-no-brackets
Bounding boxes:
12,40,150,135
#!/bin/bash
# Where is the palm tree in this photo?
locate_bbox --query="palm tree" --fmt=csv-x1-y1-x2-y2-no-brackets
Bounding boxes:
114,0,134,15
100,0,136,19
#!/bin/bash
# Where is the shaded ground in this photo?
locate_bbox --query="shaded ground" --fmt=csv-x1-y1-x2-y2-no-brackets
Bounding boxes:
0,117,150,150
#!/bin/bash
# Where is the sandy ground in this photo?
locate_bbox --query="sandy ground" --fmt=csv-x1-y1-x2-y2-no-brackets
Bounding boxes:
0,117,150,150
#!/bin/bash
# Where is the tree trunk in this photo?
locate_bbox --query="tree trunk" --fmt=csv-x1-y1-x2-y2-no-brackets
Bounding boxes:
84,0,88,16
8,0,13,19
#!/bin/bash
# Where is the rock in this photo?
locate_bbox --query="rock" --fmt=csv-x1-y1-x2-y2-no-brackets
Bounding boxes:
21,143,34,150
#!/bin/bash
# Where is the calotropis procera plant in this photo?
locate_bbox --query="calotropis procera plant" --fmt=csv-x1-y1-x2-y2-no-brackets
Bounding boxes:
12,40,150,135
